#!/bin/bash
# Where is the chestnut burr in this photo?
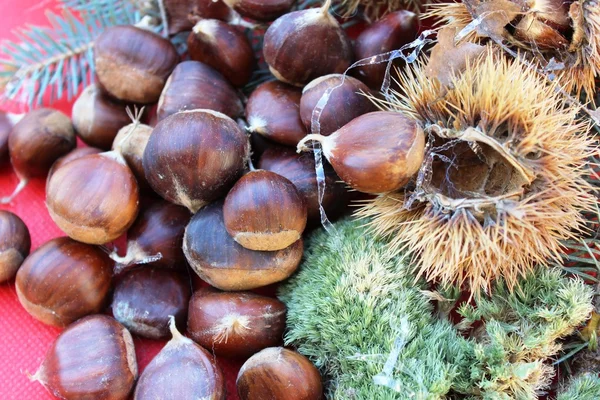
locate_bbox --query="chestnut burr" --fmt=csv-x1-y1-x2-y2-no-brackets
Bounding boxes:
0,211,30,282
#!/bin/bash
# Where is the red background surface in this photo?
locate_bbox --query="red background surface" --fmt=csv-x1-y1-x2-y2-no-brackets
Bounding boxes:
0,1,244,398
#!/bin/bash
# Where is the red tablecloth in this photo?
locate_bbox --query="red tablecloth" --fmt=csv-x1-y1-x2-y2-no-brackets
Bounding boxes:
0,1,243,398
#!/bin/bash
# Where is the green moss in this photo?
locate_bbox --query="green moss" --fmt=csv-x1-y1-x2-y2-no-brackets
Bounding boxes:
557,374,600,400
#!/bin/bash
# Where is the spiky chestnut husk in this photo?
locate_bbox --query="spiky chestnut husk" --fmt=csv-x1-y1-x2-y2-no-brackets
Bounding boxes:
336,0,425,20
357,51,596,294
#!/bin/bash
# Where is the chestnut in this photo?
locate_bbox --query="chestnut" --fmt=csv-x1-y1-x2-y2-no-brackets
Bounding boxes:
15,237,113,327
300,74,375,136
224,170,307,251
164,0,234,35
263,0,353,86
354,10,419,89
32,315,137,400
72,84,132,149
0,211,30,282
0,111,19,162
111,199,191,273
237,347,322,400
94,25,179,103
143,109,249,213
112,115,154,190
157,61,243,121
3,108,75,203
134,317,225,400
183,201,302,290
223,0,295,21
187,291,286,358
47,146,103,182
46,151,140,244
246,80,306,146
112,267,191,339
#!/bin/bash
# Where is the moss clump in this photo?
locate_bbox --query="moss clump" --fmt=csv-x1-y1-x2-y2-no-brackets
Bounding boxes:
557,374,600,400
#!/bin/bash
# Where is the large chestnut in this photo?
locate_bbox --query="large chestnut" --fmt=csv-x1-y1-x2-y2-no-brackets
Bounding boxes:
32,315,137,400
47,146,103,182
94,25,179,103
164,0,234,35
15,237,113,327
112,118,154,189
143,109,249,213
187,291,286,358
183,201,302,290
0,210,30,282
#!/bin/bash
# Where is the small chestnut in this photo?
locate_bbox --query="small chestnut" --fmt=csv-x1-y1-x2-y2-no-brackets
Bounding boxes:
164,0,234,34
112,115,154,189
15,237,113,327
134,317,225,400
183,201,303,291
0,210,30,282
0,111,20,162
237,347,323,400
187,291,286,358
32,315,137,400
224,170,307,251
223,0,295,21
143,109,249,213
246,80,306,146
94,25,179,103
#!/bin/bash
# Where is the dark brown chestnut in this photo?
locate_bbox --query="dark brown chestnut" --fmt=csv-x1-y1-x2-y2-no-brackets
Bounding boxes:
112,116,154,189
223,170,307,251
47,146,103,182
183,201,302,290
0,111,19,162
134,317,225,400
164,0,235,35
111,199,190,273
223,0,295,21
263,0,353,86
187,291,286,358
354,10,419,89
246,80,306,146
46,151,140,244
237,347,322,400
32,315,137,400
187,20,254,87
3,108,76,203
143,109,249,213
112,267,191,339
300,74,375,136
0,210,30,282
94,25,179,103
72,84,132,149
15,237,113,327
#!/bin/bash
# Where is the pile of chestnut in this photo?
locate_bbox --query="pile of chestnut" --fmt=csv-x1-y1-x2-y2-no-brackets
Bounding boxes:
0,0,426,399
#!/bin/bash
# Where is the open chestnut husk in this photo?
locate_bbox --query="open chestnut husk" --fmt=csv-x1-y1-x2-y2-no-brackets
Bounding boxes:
157,61,243,121
246,80,306,146
94,25,179,103
32,315,137,400
134,317,225,400
183,201,303,290
237,347,322,400
224,170,307,251
143,109,249,213
297,111,425,194
15,237,113,327
72,84,132,150
223,0,295,21
187,291,286,358
112,267,191,339
300,74,375,136
0,210,30,282
46,151,140,244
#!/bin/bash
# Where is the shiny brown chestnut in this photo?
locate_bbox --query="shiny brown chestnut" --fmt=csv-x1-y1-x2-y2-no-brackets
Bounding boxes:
0,211,30,282
263,0,353,86
134,317,225,400
112,268,191,339
183,201,302,290
224,170,307,251
47,146,103,182
143,109,249,213
46,151,140,244
112,116,154,189
32,315,137,400
237,347,322,400
246,81,306,146
164,0,234,35
300,74,375,136
72,84,132,149
354,10,419,89
188,20,254,87
94,25,179,103
111,199,191,273
0,111,19,162
15,237,113,327
3,109,75,203
187,291,286,358
157,61,243,121
223,0,295,21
